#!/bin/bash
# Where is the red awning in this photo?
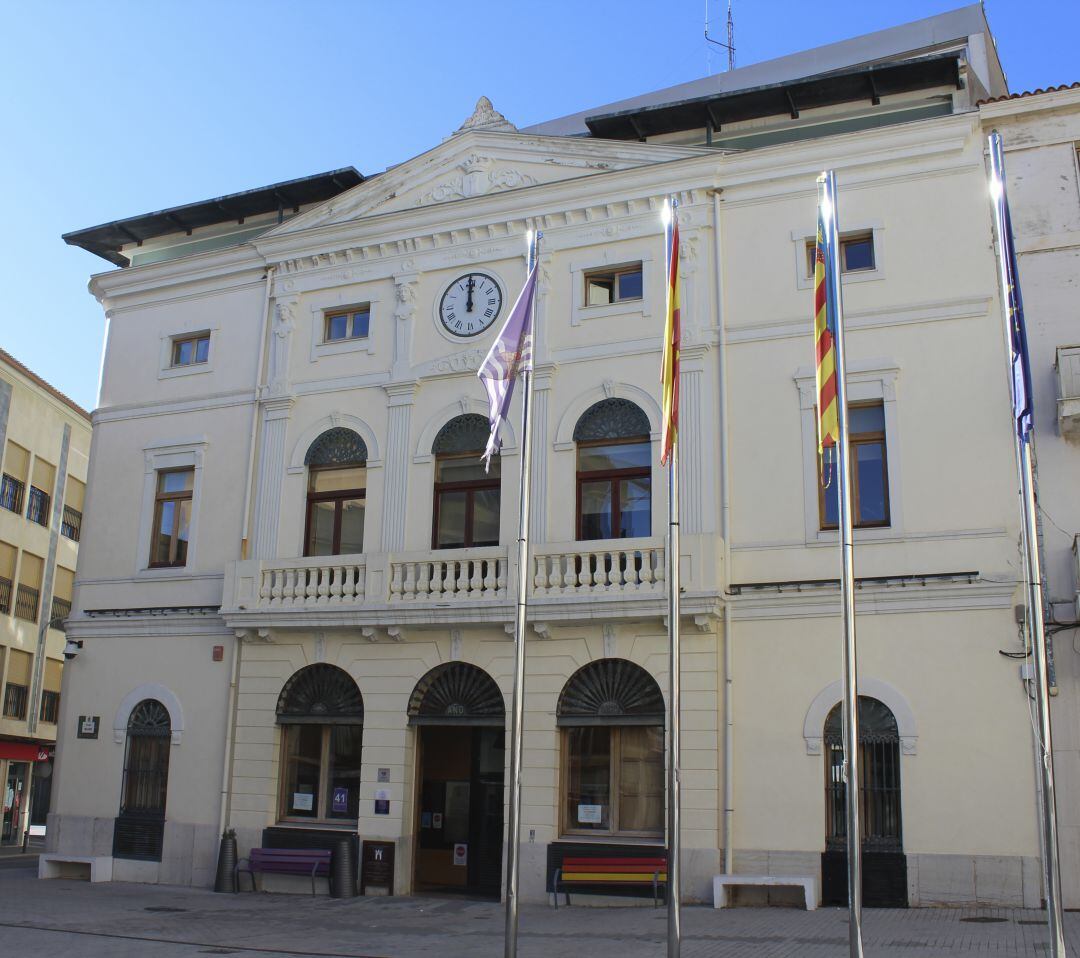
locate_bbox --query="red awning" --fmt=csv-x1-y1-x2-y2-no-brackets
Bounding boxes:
0,742,49,762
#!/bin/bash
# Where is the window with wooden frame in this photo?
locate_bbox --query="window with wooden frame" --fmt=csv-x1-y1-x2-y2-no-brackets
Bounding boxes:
574,399,653,541
805,231,875,278
3,649,32,720
431,414,500,550
584,263,644,307
150,468,194,568
276,664,364,824
323,305,371,343
26,456,54,527
1,441,29,515
819,402,890,529
558,659,664,839
303,429,368,557
170,333,210,367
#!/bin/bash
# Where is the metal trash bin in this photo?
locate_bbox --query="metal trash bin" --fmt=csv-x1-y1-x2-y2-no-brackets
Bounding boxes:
330,837,358,898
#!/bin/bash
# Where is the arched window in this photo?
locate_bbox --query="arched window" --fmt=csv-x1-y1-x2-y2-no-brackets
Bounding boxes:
304,428,367,557
432,414,500,549
408,662,505,725
823,697,902,851
557,658,664,837
114,699,171,861
277,664,364,822
574,399,651,540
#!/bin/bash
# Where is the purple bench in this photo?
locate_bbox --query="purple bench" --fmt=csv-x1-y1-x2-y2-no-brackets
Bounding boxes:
236,848,332,895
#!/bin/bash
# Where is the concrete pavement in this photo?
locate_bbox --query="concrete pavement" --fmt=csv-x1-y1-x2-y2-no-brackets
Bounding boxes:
1,864,1077,957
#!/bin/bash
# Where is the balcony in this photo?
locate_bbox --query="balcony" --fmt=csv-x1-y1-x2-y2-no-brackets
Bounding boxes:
222,534,722,635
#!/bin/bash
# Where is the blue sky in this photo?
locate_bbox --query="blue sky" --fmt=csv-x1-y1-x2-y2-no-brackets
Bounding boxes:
2,0,1077,410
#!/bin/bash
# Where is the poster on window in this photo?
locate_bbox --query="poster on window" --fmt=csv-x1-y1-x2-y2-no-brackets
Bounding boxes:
292,791,314,812
332,787,349,813
577,804,603,824
453,843,468,867
374,788,391,815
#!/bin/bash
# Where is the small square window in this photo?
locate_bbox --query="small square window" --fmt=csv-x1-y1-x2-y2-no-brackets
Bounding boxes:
324,307,370,343
806,232,876,277
171,334,210,367
584,265,643,307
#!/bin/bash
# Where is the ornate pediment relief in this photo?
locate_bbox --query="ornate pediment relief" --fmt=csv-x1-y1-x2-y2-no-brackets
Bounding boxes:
269,129,707,236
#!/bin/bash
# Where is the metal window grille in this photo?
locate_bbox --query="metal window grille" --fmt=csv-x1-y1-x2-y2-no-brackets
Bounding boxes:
823,697,902,851
0,475,24,514
49,597,71,631
39,690,60,724
114,699,171,861
14,585,39,623
3,683,28,720
61,505,82,541
0,577,11,615
26,487,50,526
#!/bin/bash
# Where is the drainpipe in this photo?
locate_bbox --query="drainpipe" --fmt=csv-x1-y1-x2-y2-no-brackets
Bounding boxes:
240,264,275,560
218,637,243,835
712,189,735,875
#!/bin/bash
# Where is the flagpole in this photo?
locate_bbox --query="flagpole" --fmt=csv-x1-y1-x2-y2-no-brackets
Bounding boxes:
819,171,864,958
987,132,1066,958
504,228,540,958
664,196,682,958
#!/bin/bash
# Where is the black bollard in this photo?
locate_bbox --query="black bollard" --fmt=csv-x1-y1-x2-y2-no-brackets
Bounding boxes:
213,832,238,893
330,837,358,898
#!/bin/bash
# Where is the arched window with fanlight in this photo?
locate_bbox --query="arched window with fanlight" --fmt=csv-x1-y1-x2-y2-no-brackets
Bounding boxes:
574,399,652,541
558,658,664,837
431,414,500,549
304,428,367,556
277,664,364,823
113,699,171,861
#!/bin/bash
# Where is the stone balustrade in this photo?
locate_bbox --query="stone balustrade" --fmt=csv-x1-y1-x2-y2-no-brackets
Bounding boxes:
389,547,508,602
532,537,665,596
257,555,366,607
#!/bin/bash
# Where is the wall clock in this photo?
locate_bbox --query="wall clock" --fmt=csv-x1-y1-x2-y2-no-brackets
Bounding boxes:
438,272,503,337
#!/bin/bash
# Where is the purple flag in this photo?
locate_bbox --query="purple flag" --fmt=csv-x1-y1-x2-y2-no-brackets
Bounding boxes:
478,263,537,469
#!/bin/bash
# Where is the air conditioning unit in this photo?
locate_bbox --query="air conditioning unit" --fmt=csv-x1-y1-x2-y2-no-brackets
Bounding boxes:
1056,345,1080,440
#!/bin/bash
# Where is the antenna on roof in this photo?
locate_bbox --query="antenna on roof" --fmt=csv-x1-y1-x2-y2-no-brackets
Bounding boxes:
705,0,736,73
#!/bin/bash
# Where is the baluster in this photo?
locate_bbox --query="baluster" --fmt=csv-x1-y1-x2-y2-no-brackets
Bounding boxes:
469,559,483,595
270,568,284,605
328,566,342,603
496,557,508,596
281,568,295,606
402,561,417,600
302,567,317,604
389,563,404,601
639,550,654,587
482,559,495,596
532,555,546,595
259,570,272,607
340,565,354,601
655,549,666,589
315,567,330,604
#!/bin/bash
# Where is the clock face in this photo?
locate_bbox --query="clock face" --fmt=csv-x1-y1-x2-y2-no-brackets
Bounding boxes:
438,272,503,338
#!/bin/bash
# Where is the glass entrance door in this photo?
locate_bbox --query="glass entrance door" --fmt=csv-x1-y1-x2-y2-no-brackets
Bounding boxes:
3,762,28,844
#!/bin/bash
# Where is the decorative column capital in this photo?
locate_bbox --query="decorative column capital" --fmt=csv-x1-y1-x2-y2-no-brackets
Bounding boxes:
383,381,419,406
393,274,419,322
531,363,557,390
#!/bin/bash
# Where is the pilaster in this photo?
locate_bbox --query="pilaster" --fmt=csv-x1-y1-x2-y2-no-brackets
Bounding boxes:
252,397,294,559
381,382,419,552
679,345,711,535
392,272,419,380
529,364,555,542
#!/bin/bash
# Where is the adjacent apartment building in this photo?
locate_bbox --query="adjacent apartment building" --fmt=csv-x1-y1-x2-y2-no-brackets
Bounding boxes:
47,5,1074,907
0,349,90,846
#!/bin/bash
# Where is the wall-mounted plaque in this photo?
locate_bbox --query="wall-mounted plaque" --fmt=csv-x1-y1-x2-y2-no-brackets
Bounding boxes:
77,716,99,739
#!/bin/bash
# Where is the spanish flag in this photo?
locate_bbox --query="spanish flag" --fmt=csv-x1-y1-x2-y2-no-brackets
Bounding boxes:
813,191,839,462
660,200,681,466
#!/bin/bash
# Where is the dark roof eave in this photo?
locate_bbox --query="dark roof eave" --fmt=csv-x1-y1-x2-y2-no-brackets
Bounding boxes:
584,53,963,140
63,167,364,266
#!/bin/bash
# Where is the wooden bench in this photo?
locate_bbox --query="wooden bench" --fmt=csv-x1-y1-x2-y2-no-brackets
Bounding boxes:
551,856,668,908
712,873,818,910
236,848,332,896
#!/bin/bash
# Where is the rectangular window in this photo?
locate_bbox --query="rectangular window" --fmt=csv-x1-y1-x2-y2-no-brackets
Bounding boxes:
433,455,501,549
819,402,890,529
576,440,652,541
806,231,876,277
584,264,644,307
280,724,363,822
324,306,370,343
304,465,366,557
62,476,85,541
563,725,663,836
40,659,61,724
171,333,210,367
150,468,194,568
50,566,73,630
0,541,13,615
1,441,29,514
3,649,31,720
26,487,50,526
15,552,42,623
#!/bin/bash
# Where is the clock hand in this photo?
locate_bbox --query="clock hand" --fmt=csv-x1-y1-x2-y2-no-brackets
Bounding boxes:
466,275,475,313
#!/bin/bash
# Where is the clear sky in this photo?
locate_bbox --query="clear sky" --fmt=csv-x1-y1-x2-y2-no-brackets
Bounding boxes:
2,0,1077,411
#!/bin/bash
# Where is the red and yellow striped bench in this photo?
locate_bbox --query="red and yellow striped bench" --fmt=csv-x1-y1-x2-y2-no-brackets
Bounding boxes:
551,856,668,907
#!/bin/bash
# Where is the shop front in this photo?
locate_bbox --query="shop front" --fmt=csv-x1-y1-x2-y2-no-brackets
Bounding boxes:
0,741,51,846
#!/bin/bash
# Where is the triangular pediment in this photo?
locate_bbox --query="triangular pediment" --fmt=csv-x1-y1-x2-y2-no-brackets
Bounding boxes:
270,130,708,234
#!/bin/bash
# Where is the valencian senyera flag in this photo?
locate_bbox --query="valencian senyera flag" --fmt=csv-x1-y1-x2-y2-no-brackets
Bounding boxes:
991,153,1035,442
660,203,681,466
813,198,840,470
478,261,538,470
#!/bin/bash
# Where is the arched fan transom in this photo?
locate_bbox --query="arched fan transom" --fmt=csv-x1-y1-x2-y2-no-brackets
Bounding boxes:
276,664,364,726
557,658,664,727
408,662,505,726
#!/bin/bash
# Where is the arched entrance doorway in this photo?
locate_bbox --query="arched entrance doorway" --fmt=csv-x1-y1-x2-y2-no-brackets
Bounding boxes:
409,662,505,897
820,696,907,907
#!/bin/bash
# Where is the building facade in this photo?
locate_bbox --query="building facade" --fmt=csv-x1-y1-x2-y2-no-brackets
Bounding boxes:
978,85,1080,908
0,349,90,847
50,6,1060,906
